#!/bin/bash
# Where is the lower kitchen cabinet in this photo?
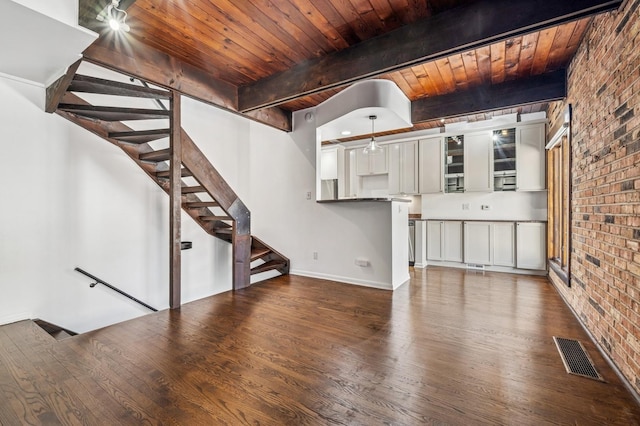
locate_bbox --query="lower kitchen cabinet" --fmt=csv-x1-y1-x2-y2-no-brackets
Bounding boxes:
516,222,546,270
493,222,516,267
427,220,462,262
464,222,515,267
464,222,492,265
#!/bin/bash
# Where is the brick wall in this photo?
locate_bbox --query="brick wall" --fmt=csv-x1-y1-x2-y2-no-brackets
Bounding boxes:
547,0,640,394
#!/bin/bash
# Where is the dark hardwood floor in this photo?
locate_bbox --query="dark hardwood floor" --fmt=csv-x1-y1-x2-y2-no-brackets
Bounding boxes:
1,267,639,425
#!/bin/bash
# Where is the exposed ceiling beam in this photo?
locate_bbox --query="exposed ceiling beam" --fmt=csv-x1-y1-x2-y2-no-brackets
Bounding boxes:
83,39,291,131
238,0,621,112
411,69,566,123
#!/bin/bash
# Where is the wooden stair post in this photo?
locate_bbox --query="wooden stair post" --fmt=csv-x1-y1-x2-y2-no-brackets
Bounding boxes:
170,91,181,309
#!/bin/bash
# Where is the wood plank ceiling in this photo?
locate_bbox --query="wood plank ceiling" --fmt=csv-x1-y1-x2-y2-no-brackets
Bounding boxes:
79,0,614,139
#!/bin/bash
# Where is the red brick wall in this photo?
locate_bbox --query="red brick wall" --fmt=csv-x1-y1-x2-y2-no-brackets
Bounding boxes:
547,0,640,394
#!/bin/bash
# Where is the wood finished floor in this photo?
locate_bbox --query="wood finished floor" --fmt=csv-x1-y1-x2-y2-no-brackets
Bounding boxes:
1,267,639,425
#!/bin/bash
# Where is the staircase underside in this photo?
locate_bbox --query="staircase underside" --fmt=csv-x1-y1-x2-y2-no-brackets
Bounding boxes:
50,64,289,297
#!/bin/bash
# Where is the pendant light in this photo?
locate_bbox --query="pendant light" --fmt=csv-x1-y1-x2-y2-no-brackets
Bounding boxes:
363,115,383,155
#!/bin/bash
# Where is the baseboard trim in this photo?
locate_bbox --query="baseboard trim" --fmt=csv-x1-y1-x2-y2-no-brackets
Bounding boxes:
290,269,393,291
549,277,640,406
0,312,32,326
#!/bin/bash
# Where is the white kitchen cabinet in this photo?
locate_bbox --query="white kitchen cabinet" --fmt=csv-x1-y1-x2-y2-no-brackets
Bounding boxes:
356,146,388,175
464,221,515,266
516,222,546,270
427,220,463,262
320,146,344,180
464,131,493,192
493,222,515,267
419,136,443,193
464,222,492,265
517,123,546,191
389,140,418,195
345,148,359,198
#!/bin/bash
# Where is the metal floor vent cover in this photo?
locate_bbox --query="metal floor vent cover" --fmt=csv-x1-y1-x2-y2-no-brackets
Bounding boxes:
553,337,604,381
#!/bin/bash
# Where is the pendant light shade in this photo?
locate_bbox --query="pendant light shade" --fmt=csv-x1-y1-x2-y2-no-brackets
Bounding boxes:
363,115,383,155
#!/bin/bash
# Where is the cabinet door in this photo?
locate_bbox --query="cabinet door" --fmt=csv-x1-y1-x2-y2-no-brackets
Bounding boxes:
355,148,370,176
464,131,493,192
388,143,402,195
516,222,546,270
346,149,359,197
401,141,419,194
493,222,515,267
464,222,492,265
356,146,388,175
320,149,338,180
369,147,388,174
517,124,546,190
443,221,463,262
419,137,443,193
427,221,443,261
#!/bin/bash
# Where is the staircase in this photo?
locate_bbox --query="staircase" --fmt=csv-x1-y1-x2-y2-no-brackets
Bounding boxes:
48,61,288,298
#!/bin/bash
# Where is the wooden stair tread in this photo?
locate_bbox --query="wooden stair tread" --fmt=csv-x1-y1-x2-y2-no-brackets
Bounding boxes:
199,216,232,221
185,201,219,208
182,185,206,193
251,247,272,261
214,228,232,234
109,128,170,143
58,104,170,121
157,168,192,178
69,75,171,99
251,260,287,275
139,148,171,162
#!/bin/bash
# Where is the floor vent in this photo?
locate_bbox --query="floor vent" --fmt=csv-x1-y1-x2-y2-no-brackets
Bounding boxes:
466,263,485,270
553,337,604,381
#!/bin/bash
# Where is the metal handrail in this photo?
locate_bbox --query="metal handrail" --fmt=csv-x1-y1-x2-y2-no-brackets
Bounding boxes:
74,267,158,312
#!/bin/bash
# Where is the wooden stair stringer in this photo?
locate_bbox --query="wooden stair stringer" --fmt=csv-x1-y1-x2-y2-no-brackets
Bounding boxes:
54,94,225,240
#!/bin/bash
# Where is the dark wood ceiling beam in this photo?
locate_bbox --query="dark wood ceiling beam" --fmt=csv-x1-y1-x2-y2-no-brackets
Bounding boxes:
82,40,291,131
238,0,621,112
411,69,566,123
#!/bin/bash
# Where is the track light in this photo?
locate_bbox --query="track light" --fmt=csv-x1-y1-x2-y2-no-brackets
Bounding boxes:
97,0,130,32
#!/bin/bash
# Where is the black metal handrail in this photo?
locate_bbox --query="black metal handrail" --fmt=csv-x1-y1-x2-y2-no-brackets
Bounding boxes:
74,267,158,312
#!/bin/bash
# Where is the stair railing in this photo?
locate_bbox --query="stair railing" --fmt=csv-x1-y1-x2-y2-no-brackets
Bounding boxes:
74,267,158,312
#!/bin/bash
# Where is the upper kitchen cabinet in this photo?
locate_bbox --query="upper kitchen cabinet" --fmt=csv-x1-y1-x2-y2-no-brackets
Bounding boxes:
320,146,344,180
389,141,418,195
444,135,464,193
356,146,388,176
464,131,493,192
517,123,546,191
492,128,517,191
419,136,443,194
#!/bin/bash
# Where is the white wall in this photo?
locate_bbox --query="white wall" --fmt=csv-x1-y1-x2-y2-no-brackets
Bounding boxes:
11,0,77,26
0,76,230,332
421,191,547,221
181,98,406,289
0,75,408,332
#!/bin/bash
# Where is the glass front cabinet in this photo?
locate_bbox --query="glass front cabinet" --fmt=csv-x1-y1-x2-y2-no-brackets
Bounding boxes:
492,128,516,191
444,135,464,193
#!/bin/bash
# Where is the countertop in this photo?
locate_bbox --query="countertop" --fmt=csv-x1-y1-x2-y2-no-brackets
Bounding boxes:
317,197,412,203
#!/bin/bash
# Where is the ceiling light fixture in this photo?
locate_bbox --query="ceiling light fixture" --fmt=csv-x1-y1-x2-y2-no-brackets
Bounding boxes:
341,130,352,136
97,0,130,32
363,115,384,156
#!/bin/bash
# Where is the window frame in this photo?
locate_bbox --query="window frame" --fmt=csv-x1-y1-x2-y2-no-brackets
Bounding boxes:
546,105,572,286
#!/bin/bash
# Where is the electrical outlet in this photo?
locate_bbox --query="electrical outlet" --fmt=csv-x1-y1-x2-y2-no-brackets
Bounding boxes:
462,203,470,210
313,252,318,260
306,191,312,200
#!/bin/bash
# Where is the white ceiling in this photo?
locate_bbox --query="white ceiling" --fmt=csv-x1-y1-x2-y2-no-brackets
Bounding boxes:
0,0,97,86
